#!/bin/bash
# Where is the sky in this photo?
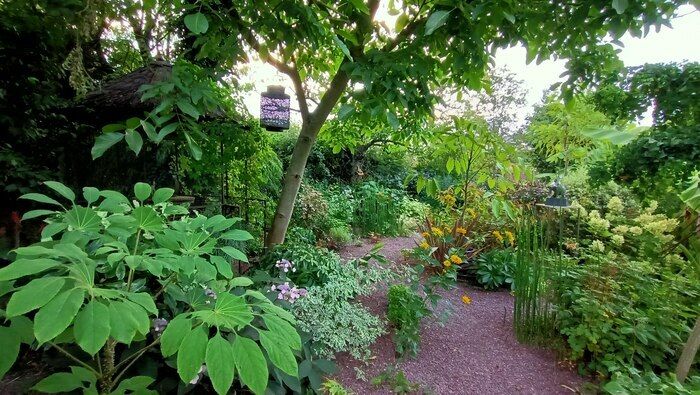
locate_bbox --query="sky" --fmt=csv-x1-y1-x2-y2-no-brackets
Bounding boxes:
242,4,700,127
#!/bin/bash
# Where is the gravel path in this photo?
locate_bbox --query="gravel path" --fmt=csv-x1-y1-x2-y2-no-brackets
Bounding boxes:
334,236,584,395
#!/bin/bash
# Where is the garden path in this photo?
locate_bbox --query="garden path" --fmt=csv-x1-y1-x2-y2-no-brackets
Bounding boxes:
334,236,585,395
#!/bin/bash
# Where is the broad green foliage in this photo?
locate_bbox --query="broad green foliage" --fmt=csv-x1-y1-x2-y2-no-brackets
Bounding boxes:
553,255,699,377
604,371,700,395
475,249,516,290
524,97,611,173
0,181,300,395
92,61,231,160
412,117,526,220
387,284,428,358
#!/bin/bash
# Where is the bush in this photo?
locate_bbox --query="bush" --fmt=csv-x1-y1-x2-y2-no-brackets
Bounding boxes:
475,249,516,290
264,242,393,359
0,182,300,395
387,284,428,357
552,254,700,377
603,371,700,395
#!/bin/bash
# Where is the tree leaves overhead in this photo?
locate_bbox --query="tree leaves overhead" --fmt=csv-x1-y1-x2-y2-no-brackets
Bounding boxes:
184,13,209,34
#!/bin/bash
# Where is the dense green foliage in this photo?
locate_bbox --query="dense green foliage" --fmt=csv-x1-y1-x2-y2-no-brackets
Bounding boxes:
475,249,516,290
387,284,428,358
0,182,299,394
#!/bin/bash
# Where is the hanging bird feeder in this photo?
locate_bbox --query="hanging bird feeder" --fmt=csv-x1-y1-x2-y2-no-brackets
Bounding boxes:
260,85,290,131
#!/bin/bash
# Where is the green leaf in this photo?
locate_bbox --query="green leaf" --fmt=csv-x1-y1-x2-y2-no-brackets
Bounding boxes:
73,300,110,355
82,187,101,205
33,372,84,393
332,36,353,61
154,123,178,143
125,129,143,155
349,0,370,14
193,293,253,330
21,209,57,221
387,112,400,129
160,315,191,358
206,334,235,395
0,327,21,380
152,188,174,204
43,181,75,202
210,256,233,279
220,229,254,241
262,314,301,350
184,12,209,34
126,292,157,315
132,206,164,232
220,246,248,262
19,193,63,207
92,132,124,159
425,10,450,35
42,222,67,239
337,104,354,120
122,300,150,335
0,258,60,281
259,330,297,376
6,277,65,317
112,376,156,395
230,277,253,287
134,182,152,202
177,325,208,383
34,288,85,344
183,131,202,160
232,336,268,395
109,301,137,345
612,0,628,14
176,99,200,119
65,206,102,232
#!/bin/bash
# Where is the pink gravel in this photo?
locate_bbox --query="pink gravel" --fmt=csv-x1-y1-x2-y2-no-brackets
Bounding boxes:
334,236,585,394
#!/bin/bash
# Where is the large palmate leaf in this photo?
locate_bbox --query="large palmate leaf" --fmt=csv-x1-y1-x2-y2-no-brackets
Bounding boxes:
192,293,253,330
0,258,61,281
259,330,298,376
65,206,102,232
132,206,164,232
161,315,192,357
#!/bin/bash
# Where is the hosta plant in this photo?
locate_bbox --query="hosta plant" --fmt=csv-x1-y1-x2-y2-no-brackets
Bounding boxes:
0,181,300,394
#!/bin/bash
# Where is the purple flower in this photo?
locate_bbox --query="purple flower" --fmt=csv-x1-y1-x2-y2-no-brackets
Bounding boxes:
275,258,295,273
273,281,307,303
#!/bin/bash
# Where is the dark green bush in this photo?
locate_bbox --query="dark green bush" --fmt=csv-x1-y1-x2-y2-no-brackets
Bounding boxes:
475,249,516,290
387,284,428,358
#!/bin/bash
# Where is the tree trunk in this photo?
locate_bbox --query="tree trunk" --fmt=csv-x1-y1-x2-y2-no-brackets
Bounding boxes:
265,69,350,246
676,315,700,383
266,120,322,245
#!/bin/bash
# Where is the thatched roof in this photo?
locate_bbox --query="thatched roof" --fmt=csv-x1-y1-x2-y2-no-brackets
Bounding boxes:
83,61,172,119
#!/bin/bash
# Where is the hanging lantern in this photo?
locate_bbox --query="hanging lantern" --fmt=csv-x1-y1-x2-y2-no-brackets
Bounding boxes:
260,85,290,131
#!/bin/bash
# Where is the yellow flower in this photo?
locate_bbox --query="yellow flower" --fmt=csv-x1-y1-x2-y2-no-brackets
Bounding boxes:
492,230,504,243
504,230,515,245
442,194,456,206
421,231,430,238
461,295,472,305
431,227,444,237
419,241,430,249
466,208,476,219
450,254,463,265
443,259,452,268
456,227,467,235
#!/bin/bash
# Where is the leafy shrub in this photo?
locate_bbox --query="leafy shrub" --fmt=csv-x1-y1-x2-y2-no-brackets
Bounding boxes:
475,249,516,290
371,366,421,394
387,284,428,357
552,254,700,377
286,245,392,359
0,182,300,395
353,181,404,236
603,370,700,395
294,183,330,233
320,379,353,395
398,197,429,234
328,225,353,246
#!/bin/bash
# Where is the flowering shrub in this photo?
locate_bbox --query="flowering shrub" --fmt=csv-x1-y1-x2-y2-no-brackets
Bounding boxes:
0,182,301,395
